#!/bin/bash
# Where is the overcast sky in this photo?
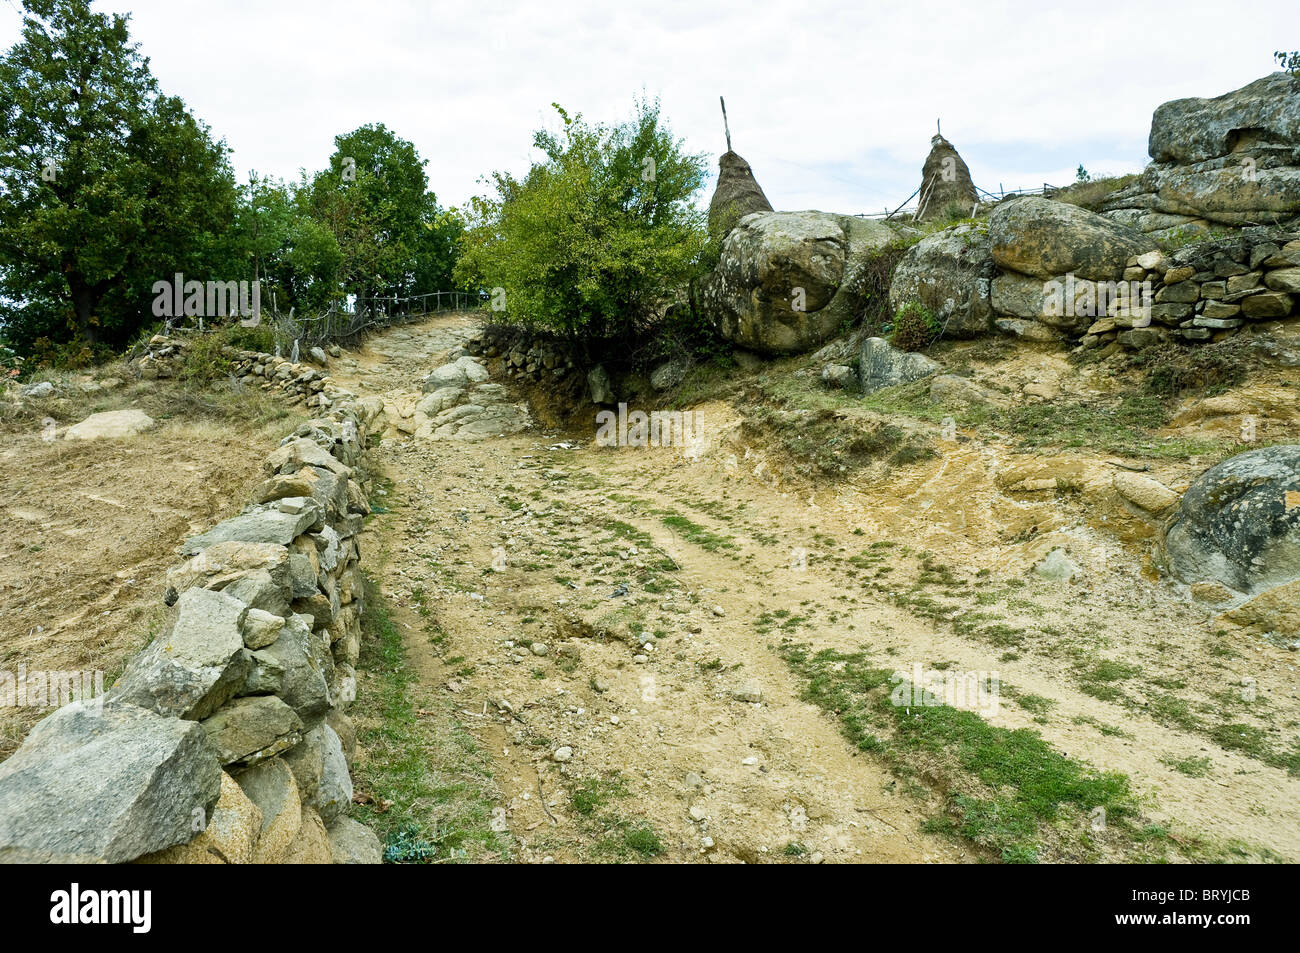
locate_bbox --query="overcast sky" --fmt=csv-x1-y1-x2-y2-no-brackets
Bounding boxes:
3,0,1297,213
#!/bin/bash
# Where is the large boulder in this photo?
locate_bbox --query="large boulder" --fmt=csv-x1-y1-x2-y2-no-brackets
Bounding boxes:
990,196,1156,281
1149,72,1300,167
1162,445,1300,597
700,211,910,354
888,223,993,338
109,587,250,721
0,701,222,863
64,409,154,441
858,337,940,395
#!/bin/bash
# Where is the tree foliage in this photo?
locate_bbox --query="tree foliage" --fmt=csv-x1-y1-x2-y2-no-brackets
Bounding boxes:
0,2,465,365
0,0,238,356
454,98,708,341
301,124,464,307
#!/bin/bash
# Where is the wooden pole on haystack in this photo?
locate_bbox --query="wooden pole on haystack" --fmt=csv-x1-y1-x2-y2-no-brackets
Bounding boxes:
720,96,732,152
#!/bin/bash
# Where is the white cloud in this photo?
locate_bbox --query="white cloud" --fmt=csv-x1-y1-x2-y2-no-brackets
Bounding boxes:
2,0,1296,212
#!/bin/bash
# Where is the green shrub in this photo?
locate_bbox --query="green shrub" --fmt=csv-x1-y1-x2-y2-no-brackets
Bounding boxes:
890,301,941,353
454,98,708,344
178,331,235,385
1128,340,1249,399
856,238,921,336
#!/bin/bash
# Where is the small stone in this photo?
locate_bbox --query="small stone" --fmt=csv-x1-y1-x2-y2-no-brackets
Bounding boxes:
552,746,573,763
240,608,285,650
688,805,708,821
711,605,726,617
530,642,548,656
1034,548,1080,583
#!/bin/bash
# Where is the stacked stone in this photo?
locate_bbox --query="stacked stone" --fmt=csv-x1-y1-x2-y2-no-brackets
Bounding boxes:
135,335,356,411
1079,230,1300,352
0,395,387,864
465,327,576,384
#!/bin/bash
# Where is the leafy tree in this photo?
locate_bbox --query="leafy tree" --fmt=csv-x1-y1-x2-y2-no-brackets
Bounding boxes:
0,0,239,356
454,98,708,342
231,174,342,314
301,124,462,310
1276,50,1300,75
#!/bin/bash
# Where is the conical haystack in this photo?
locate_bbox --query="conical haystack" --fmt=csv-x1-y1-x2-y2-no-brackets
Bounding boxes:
916,134,978,221
708,150,774,237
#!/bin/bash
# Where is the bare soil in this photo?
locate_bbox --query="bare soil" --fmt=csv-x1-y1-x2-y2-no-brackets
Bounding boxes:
336,314,1300,863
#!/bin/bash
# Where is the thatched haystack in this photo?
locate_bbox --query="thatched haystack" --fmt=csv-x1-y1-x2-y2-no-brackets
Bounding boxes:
916,134,978,222
708,150,774,237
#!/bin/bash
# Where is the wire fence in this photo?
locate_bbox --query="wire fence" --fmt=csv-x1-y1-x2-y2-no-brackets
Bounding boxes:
264,291,487,350
855,182,1061,221
163,290,488,357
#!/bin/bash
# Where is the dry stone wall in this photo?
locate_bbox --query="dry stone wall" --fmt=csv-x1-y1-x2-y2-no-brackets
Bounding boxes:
135,334,353,411
0,359,387,864
1080,230,1300,351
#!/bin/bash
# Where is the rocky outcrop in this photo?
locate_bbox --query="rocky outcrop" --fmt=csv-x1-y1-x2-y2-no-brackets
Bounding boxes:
1161,445,1300,632
888,223,993,338
0,385,384,864
699,211,912,354
1098,73,1300,233
366,348,531,441
1149,73,1300,168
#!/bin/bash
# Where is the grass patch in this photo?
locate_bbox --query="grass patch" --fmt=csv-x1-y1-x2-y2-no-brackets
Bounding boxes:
779,643,1144,863
351,574,510,863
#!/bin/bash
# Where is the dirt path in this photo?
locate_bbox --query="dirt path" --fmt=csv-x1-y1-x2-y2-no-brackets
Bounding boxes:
338,314,1300,863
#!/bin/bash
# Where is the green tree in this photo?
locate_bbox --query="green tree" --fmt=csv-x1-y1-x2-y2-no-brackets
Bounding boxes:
1276,50,1300,75
454,98,708,342
301,123,461,310
231,173,343,315
0,0,239,356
